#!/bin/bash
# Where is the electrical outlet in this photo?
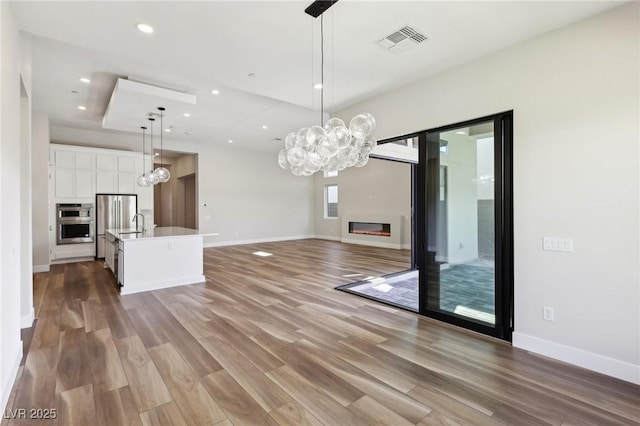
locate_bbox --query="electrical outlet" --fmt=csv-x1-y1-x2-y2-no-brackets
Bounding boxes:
543,306,555,321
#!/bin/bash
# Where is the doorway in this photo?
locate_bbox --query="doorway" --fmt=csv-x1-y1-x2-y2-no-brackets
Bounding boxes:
418,111,513,341
152,151,198,228
181,173,196,229
335,139,418,311
337,112,513,341
154,165,173,227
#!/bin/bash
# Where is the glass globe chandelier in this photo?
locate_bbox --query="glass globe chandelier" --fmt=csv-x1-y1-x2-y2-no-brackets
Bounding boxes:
277,2,376,176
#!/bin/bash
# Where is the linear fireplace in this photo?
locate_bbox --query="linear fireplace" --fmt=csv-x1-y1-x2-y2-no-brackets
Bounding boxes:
349,221,391,237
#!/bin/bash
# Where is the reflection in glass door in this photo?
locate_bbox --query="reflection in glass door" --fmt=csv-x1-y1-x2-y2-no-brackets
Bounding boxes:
418,112,513,340
434,122,495,322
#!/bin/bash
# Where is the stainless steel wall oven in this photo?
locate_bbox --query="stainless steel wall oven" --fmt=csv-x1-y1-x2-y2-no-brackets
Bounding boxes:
56,203,94,244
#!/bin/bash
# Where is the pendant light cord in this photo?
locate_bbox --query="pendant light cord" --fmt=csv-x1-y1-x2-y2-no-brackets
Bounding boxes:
141,127,147,173
320,13,324,127
159,108,164,168
149,118,154,173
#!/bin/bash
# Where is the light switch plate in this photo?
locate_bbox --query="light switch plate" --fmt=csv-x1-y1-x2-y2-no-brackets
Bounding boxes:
543,237,573,252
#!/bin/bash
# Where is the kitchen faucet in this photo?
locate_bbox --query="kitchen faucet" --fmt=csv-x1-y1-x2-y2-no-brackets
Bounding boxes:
132,213,145,233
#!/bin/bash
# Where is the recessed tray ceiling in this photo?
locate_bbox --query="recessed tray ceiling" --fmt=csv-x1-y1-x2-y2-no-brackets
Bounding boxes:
103,78,197,133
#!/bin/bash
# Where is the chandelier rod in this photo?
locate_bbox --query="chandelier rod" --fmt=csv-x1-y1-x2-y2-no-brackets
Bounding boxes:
320,13,324,127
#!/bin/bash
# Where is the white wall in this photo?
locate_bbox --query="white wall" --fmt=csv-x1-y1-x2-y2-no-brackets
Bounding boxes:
0,1,31,412
440,133,479,264
19,80,33,327
335,3,639,384
31,111,49,271
198,145,314,246
313,158,412,248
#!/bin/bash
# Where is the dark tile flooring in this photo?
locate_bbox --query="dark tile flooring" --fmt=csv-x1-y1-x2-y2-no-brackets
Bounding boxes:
337,262,495,323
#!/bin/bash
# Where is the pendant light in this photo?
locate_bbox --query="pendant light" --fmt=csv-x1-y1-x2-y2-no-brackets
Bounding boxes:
136,126,150,187
277,2,376,176
145,117,159,185
153,106,171,183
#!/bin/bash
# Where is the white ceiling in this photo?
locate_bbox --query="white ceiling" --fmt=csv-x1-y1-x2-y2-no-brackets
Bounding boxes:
12,1,623,152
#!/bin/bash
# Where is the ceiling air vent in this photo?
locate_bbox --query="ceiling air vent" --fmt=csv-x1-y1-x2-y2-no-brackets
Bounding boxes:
377,25,428,54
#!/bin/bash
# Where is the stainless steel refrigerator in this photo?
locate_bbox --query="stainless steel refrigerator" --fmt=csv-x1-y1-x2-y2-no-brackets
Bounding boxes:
95,193,138,259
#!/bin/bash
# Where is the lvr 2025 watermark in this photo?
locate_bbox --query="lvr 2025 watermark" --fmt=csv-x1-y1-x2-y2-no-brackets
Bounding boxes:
3,408,57,419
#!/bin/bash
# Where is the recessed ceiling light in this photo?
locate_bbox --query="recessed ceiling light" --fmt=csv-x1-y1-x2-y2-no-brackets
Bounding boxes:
136,23,154,34
228,139,233,143
456,131,466,135
77,105,86,110
183,113,190,117
164,128,171,132
313,83,323,90
154,153,160,157
80,77,90,84
262,125,268,130
211,89,220,95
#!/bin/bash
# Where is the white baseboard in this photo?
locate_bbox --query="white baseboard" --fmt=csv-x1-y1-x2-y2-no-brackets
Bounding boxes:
313,235,341,242
21,307,35,329
32,264,50,273
51,256,94,265
203,235,407,249
120,275,206,295
204,234,314,248
340,238,403,250
512,332,640,385
1,342,22,414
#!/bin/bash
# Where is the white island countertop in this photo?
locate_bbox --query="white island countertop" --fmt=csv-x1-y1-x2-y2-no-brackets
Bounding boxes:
104,226,218,295
106,226,219,241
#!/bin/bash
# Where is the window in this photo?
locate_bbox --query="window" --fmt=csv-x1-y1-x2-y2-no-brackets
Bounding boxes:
325,184,338,218
324,170,338,178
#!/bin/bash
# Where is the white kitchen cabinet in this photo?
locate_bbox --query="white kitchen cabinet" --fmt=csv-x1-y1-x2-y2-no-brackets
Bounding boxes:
54,150,75,168
53,167,95,199
118,156,136,173
50,144,154,262
75,152,95,169
53,168,75,198
75,169,95,198
118,172,137,194
96,170,117,193
104,236,115,274
97,154,117,171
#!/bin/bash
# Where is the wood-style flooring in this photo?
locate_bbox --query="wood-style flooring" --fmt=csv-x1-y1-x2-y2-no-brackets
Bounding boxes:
2,239,639,425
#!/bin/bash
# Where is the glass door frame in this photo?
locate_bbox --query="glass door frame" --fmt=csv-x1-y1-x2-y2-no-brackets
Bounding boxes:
416,111,513,341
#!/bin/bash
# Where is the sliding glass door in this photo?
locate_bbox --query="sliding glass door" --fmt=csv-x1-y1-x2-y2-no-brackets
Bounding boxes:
417,112,513,340
337,111,512,341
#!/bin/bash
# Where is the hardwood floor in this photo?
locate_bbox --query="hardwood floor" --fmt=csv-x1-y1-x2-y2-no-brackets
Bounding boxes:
3,239,638,425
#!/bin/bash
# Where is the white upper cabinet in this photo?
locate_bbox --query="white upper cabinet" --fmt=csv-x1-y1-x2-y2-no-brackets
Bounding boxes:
75,169,95,198
50,144,152,202
52,149,95,198
97,154,117,171
118,156,137,173
75,152,95,169
54,150,75,168
118,172,137,194
96,170,117,193
53,168,75,198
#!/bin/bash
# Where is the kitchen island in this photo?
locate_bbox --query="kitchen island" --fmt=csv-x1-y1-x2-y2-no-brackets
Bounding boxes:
105,226,218,295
